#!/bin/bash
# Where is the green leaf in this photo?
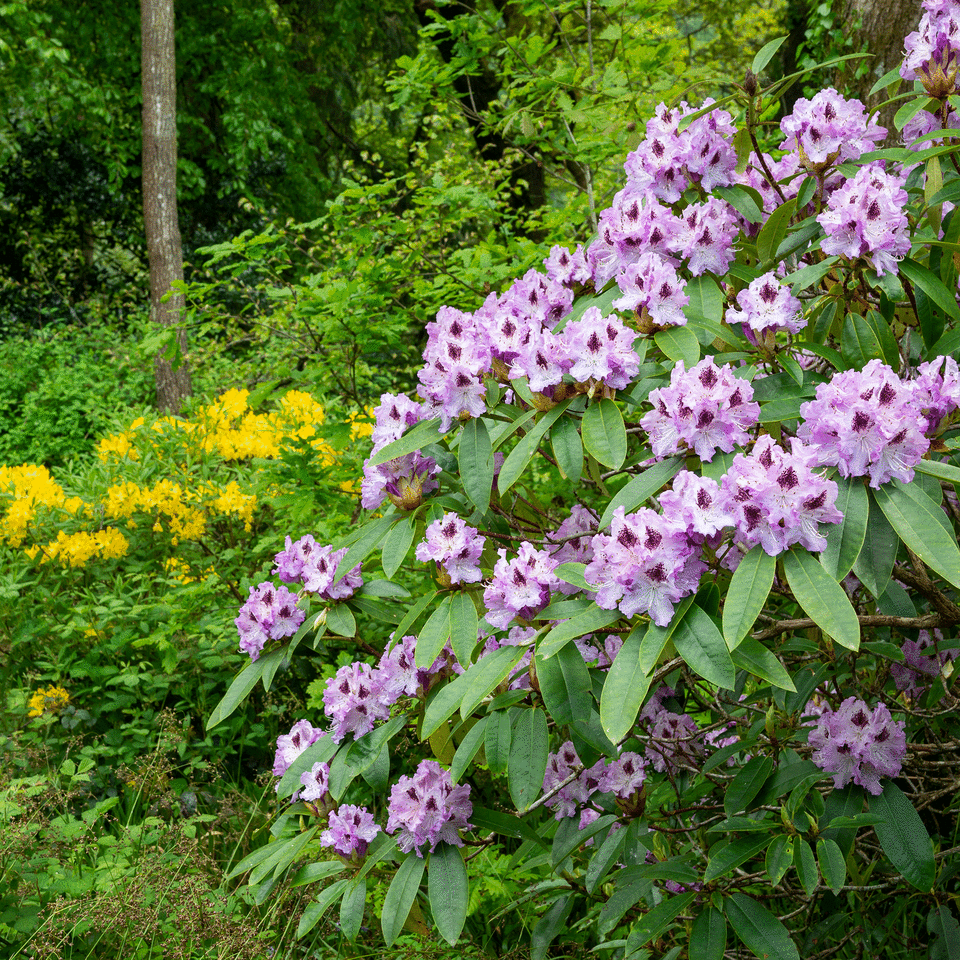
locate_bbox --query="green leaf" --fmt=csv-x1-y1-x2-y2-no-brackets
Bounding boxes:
531,895,574,960
553,562,594,593
333,515,395,584
715,184,764,224
726,891,800,960
499,400,572,493
672,604,736,689
752,34,788,73
765,835,793,886
722,545,775,649
793,839,818,896
600,625,652,744
416,596,453,668
731,639,796,692
297,879,350,939
470,805,547,847
539,604,621,659
484,709,512,775
757,198,797,265
874,481,960,590
853,497,897,598
326,602,356,638
429,843,469,945
900,257,960,322
207,649,275,731
782,547,860,650
289,861,346,887
871,781,935,891
704,834,771,882
816,838,846,895
786,256,840,293
581,398,627,469
725,756,774,817
585,824,630,894
640,595,695,671
841,311,883,369
369,417,443,465
598,458,683,529
449,592,479,668
821,477,869,582
277,735,338,799
916,458,960,486
625,892,697,951
551,413,583,484
537,642,592,728
381,854,426,947
459,645,529,721
381,516,415,580
863,310,901,367
508,708,549,812
655,325,700,366
459,417,494,515
690,906,727,960
339,877,366,941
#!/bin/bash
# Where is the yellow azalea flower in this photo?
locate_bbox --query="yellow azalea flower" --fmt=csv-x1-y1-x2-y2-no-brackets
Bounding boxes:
27,685,71,718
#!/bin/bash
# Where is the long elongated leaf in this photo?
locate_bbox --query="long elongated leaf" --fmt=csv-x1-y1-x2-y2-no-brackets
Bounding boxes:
722,545,775,649
871,781,935,891
297,879,350,939
625,892,698,951
704,835,770,882
874,481,960,590
690,907,727,960
381,516,416,580
416,596,453,668
725,756,774,817
726,892,800,960
459,417,494,515
672,604,735,689
551,413,583,483
581,398,627,469
333,515,395,584
853,497,898,598
598,458,683,529
369,417,443,465
508,707,549,811
499,400,571,494
821,477,869,582
600,626,652,744
537,642,592,728
539,604,621,659
448,592,479,668
207,649,275,731
429,843,469,944
531,895,574,960
900,257,960,321
381,854,426,947
782,547,860,650
731,638,796,692
339,877,367,941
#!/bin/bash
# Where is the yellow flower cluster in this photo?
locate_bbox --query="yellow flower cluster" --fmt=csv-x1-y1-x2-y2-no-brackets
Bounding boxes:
24,528,129,567
0,466,89,547
27,685,71,718
163,556,217,584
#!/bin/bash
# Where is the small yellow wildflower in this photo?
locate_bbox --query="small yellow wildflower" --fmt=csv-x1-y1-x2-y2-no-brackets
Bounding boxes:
27,685,71,718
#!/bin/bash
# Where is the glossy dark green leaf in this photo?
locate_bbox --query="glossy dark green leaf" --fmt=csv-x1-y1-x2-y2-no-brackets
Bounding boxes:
539,603,621,659
757,197,797,264
537,642,592,728
581,398,627,469
484,709,512,775
339,877,367,941
690,906,726,960
416,596,453,668
900,257,960,321
325,602,356,638
821,477,869,582
277,735,338,799
672,604,736,689
853,496,897,598
722,544,776,648
470,805,548,847
816,838,846,894
450,716,486,784
531,895,574,960
625,892,697,951
449,592,479,668
786,255,840,293
704,834,771,882
381,854,426,947
725,756,774,817
459,417,494,515
369,417,443,465
765,835,793,886
297,878,350,939
640,595,695,671
731,638,796,691
585,823,630,893
333,515,396,584
726,891,800,960
508,708,549,812
715,184,764,223
598,457,683,529
381,516,415,580
429,843,469,944
551,413,583,484
752,34,788,73
874,481,960,590
871,781,935,891
782,547,860,650
600,625,652,744
499,400,571,494
916,458,960,486
794,839,818,895
841,311,882,369
863,310,900,367
207,648,278,731
655,325,700,366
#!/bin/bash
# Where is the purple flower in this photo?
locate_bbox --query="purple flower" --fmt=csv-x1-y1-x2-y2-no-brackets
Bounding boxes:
645,710,703,774
613,252,689,328
299,761,332,807
817,165,910,277
543,741,606,820
322,662,393,742
377,634,452,700
387,760,473,856
235,581,305,660
890,629,958,698
798,360,929,487
544,243,592,288
415,513,486,585
320,805,382,859
719,435,843,555
914,354,960,433
601,752,647,813
673,197,740,277
274,537,362,601
808,697,906,795
902,0,960,94
640,359,759,463
725,272,806,342
780,88,886,169
562,307,641,389
273,720,325,778
586,506,704,627
483,542,560,630
658,472,733,542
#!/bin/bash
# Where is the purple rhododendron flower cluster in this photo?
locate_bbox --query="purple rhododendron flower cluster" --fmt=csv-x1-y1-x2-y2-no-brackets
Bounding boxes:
273,535,362,600
386,760,473,855
902,0,960,95
601,752,646,803
544,243,592,288
808,697,906,795
415,512,485,584
891,629,958,698
562,307,642,389
641,358,760,463
798,360,929,488
780,88,886,169
725,271,806,342
659,472,733,543
299,761,333,812
273,719,325,779
914,355,960,433
484,542,561,630
322,662,394,742
320,804,381,860
817,165,910,277
612,252,690,328
543,741,607,823
645,709,703,774
587,506,705,627
235,582,305,660
719,435,843,556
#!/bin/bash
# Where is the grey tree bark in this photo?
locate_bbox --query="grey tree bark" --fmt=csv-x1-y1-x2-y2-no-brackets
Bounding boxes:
142,0,192,415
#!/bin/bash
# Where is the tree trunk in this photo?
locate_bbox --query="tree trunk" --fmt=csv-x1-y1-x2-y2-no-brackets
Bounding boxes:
142,0,192,415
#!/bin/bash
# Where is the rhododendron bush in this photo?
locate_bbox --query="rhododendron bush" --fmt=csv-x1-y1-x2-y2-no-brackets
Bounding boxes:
212,5,960,956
